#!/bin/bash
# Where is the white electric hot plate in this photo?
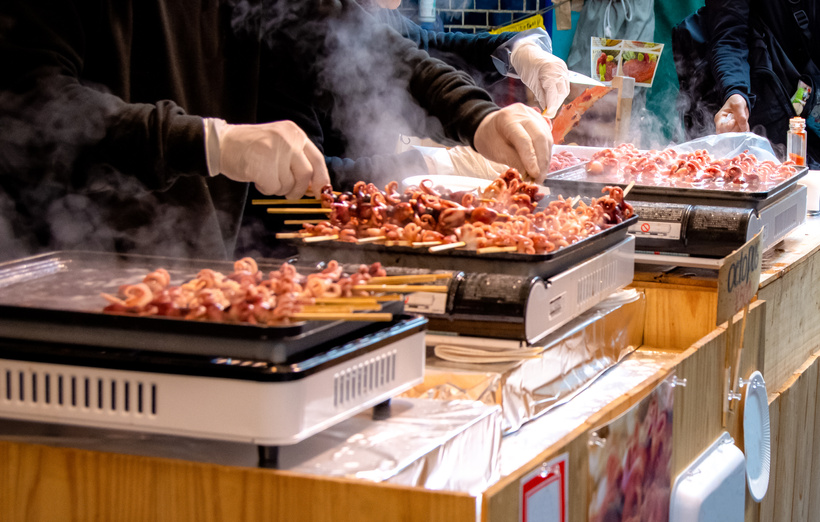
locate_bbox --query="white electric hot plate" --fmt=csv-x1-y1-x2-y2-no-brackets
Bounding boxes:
742,370,771,502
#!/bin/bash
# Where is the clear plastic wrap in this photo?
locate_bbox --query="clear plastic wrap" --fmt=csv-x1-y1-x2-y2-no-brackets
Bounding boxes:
0,398,501,493
401,289,646,434
669,132,781,162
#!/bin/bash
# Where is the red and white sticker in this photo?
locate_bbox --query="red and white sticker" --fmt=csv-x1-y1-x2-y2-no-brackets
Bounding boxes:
520,453,567,522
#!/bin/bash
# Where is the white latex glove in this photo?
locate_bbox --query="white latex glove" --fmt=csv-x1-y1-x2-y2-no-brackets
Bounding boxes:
204,118,330,199
473,103,553,183
416,145,509,180
510,38,570,118
715,93,751,134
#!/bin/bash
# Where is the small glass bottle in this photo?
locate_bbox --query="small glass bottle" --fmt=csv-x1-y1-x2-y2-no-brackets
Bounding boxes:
788,117,807,166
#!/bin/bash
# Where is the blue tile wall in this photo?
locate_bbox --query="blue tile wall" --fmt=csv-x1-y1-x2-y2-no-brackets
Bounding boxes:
398,0,553,34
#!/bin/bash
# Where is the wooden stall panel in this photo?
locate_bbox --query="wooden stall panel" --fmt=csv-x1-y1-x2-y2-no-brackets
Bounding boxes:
790,356,818,521
0,441,478,522
758,254,820,392
631,284,718,351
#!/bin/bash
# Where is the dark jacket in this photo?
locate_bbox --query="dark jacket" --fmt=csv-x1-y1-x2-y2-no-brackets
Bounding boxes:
705,0,819,164
0,0,501,260
258,6,514,191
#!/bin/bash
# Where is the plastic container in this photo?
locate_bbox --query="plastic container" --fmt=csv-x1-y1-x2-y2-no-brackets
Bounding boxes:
788,117,808,166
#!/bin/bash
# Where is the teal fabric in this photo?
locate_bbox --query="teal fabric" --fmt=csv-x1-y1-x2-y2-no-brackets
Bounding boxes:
644,0,705,145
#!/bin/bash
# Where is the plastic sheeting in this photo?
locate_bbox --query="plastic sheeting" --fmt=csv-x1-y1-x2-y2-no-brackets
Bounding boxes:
401,289,646,435
0,398,501,493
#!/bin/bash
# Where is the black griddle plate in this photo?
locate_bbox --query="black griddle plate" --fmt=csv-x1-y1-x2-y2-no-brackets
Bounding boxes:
293,216,637,278
0,251,403,364
545,164,809,209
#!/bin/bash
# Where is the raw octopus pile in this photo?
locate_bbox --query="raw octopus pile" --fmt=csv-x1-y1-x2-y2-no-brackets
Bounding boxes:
584,143,800,190
101,258,386,325
549,150,585,172
301,169,634,255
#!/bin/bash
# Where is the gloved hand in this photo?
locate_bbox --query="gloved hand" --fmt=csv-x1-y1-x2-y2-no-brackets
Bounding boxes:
204,118,330,199
714,94,750,133
510,37,570,118
473,103,553,183
415,145,509,180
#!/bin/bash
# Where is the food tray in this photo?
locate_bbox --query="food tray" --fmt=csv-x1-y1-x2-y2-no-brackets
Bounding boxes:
545,164,809,208
0,251,403,364
293,216,637,278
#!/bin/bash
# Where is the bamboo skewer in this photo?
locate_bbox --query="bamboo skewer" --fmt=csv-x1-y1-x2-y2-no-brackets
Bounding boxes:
477,245,518,254
291,312,393,322
267,208,332,214
303,234,338,243
356,236,387,244
429,241,466,253
384,240,412,247
313,294,403,304
367,273,452,285
300,304,382,313
276,232,308,239
623,180,636,197
352,284,449,293
411,241,443,248
284,219,323,225
253,198,321,205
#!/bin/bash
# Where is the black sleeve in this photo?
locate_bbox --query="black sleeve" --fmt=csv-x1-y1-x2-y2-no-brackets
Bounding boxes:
0,0,208,192
704,0,753,109
375,9,514,77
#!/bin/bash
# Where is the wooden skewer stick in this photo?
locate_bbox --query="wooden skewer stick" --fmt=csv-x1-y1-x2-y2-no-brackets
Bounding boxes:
303,234,338,243
284,219,323,225
310,297,378,305
300,304,382,313
291,312,393,322
267,208,332,214
384,240,412,247
623,180,636,197
357,236,387,244
477,245,518,254
252,198,321,205
411,241,443,248
429,241,466,253
352,284,449,293
276,232,308,239
368,273,452,285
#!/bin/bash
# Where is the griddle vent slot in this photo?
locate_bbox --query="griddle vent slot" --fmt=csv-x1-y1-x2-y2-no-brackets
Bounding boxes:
333,350,397,407
2,367,157,416
577,260,618,306
774,204,797,239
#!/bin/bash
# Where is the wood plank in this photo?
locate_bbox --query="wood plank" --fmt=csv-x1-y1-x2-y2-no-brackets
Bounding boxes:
667,320,727,479
808,352,820,518
756,250,820,392
630,285,718,350
0,441,477,522
725,301,767,442
791,356,819,521
755,391,781,522
771,372,801,522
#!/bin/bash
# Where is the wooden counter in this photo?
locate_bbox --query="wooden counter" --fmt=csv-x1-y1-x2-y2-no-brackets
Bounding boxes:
3,217,820,521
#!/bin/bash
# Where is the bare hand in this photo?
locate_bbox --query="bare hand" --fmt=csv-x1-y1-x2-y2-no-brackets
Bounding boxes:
714,94,750,133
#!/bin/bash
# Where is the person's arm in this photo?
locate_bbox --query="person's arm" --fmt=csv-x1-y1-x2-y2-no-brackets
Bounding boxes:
0,0,209,191
373,9,514,74
705,0,752,132
1,0,328,198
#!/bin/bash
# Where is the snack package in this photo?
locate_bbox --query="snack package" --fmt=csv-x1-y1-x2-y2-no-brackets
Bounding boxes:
590,38,663,87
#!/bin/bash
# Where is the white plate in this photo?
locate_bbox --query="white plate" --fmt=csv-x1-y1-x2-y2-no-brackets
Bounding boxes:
742,370,771,502
401,174,492,193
